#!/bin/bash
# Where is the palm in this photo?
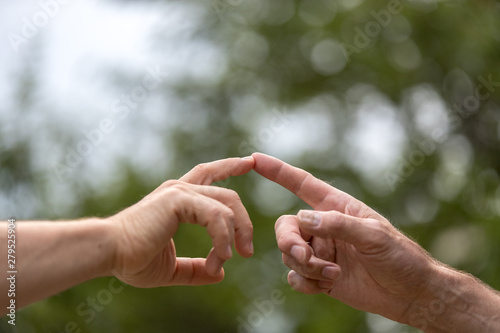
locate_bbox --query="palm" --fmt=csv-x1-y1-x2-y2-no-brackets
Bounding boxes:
325,237,424,321
123,241,177,288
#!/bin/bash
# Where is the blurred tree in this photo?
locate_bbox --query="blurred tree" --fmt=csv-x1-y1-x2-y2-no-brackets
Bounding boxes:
1,0,499,332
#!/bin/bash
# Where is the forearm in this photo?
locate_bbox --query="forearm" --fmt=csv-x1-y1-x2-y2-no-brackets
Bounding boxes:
406,263,500,332
1,219,114,315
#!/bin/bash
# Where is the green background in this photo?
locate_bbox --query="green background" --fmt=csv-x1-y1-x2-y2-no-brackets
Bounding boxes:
1,0,499,332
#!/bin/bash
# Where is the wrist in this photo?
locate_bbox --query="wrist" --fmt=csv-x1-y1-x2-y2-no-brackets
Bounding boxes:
406,262,500,332
84,218,117,278
405,263,464,331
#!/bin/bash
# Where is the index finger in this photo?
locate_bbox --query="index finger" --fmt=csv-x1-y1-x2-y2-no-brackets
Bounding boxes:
252,153,354,213
180,157,255,185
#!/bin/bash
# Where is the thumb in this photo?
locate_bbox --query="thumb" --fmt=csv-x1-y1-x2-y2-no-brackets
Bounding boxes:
168,258,225,286
297,210,387,253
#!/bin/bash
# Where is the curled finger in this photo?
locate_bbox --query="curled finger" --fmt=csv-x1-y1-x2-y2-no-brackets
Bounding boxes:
288,271,334,295
175,189,236,261
282,253,342,282
206,247,226,276
186,184,254,258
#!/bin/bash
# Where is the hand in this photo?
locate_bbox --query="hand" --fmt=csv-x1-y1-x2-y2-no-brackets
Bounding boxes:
108,157,255,288
252,153,438,324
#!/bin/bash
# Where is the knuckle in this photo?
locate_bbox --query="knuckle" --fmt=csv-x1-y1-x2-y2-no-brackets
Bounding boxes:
217,229,231,241
242,222,253,234
365,218,391,244
209,207,235,227
225,210,236,226
275,233,290,247
278,214,294,222
324,211,348,235
194,163,209,173
315,245,330,260
365,218,383,231
275,215,294,231
208,207,223,219
219,204,234,219
326,210,342,222
164,184,186,198
161,179,180,188
226,189,241,203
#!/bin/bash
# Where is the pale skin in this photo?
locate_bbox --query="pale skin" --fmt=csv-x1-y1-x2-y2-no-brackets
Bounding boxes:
0,156,255,315
252,153,500,333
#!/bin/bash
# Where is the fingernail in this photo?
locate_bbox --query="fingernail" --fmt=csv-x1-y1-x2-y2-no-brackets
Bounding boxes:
318,280,334,290
249,242,254,255
215,262,224,274
243,156,253,160
288,271,299,288
322,266,341,281
299,210,321,227
226,245,233,258
291,245,306,263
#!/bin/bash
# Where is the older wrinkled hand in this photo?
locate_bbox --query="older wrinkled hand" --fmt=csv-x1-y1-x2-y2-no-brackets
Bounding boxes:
252,153,437,324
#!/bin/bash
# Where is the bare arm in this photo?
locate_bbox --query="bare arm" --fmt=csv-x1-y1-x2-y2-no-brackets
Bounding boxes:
0,219,113,313
408,264,500,332
252,152,500,332
1,156,255,316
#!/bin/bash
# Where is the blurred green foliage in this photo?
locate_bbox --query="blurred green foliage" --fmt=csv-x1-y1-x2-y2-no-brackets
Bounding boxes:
1,0,500,332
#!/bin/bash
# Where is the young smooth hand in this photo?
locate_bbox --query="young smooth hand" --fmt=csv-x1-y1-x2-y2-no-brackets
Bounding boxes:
1,157,255,314
109,157,255,288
